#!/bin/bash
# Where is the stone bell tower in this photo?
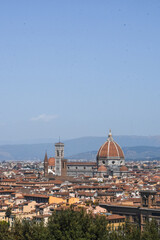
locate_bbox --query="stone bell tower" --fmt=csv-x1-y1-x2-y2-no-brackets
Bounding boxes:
55,142,64,176
140,190,156,208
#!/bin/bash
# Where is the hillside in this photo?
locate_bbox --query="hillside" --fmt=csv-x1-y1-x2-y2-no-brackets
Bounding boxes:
69,146,160,161
1,135,160,161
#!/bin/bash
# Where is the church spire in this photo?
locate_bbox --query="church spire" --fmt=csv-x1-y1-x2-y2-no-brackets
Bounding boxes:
44,151,48,177
44,151,48,160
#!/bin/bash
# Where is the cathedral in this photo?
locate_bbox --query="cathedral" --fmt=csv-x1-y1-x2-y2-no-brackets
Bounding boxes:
44,130,128,178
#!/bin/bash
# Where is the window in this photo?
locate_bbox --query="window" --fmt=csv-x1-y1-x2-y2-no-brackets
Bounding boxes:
57,150,59,157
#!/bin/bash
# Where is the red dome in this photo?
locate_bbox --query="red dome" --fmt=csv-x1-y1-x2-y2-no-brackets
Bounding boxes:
98,165,107,172
97,130,124,159
120,166,128,172
48,157,55,166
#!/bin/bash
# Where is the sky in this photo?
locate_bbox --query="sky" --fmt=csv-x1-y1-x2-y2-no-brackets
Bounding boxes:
0,0,160,143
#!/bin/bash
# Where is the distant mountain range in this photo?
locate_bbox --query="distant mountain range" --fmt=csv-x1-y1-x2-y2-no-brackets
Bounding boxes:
1,135,160,161
69,147,160,161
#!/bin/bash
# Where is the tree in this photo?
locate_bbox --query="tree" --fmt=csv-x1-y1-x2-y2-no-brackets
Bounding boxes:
0,221,13,240
5,207,12,224
11,219,25,240
141,219,159,240
2,208,160,240
47,208,109,240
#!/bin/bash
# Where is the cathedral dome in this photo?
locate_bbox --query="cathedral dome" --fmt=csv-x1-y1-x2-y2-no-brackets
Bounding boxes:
48,157,55,166
97,130,124,160
120,165,128,172
98,165,107,172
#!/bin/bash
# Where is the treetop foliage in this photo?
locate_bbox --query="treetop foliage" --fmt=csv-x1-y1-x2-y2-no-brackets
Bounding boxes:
0,209,159,240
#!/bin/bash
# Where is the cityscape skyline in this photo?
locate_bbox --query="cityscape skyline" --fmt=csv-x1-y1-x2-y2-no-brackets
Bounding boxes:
1,2,160,238
1,1,160,142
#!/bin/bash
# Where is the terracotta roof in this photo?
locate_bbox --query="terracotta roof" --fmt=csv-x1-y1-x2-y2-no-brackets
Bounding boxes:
0,190,15,193
24,176,37,179
107,214,125,220
23,194,49,199
1,179,16,182
53,192,69,196
98,165,107,172
120,166,128,172
48,157,55,166
153,175,160,179
73,185,110,190
78,191,95,197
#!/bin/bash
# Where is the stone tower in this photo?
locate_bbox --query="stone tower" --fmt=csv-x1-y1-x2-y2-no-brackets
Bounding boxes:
140,190,156,208
55,142,64,176
44,152,48,177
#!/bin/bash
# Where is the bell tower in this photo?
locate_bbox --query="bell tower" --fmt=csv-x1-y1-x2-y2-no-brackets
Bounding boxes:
55,142,64,176
140,190,156,208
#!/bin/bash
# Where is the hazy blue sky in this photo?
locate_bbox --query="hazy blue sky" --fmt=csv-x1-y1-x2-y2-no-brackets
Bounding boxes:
0,1,160,143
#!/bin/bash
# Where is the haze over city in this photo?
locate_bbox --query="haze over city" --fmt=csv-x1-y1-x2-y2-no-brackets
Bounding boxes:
1,1,160,143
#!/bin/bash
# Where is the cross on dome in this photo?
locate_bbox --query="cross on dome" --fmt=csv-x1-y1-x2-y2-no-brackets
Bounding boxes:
108,129,113,141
